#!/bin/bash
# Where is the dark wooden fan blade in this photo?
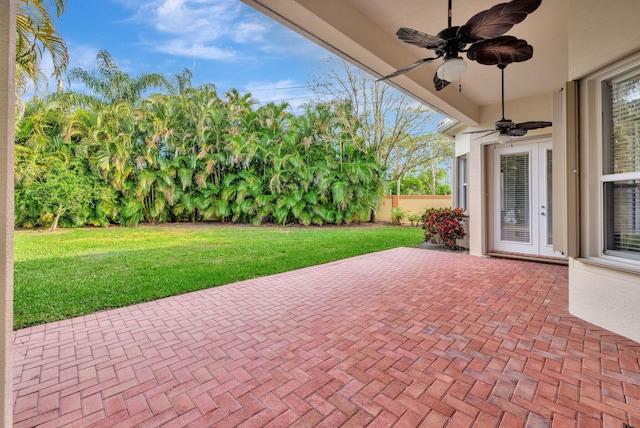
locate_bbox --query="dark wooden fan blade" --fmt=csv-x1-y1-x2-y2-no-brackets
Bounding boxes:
506,128,528,136
474,130,499,139
396,28,446,49
459,0,542,42
516,121,552,130
433,74,451,91
376,57,439,82
462,129,495,134
467,36,533,66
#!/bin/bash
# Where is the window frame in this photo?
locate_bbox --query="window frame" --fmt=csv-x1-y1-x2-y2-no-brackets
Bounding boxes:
600,68,640,261
456,155,468,213
581,52,640,269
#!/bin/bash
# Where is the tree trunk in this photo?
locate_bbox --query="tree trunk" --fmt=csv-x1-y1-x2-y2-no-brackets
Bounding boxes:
49,213,62,232
396,177,401,196
431,166,437,195
48,206,66,232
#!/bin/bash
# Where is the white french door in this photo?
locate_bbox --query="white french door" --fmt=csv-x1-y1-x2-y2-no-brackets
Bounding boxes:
492,140,557,257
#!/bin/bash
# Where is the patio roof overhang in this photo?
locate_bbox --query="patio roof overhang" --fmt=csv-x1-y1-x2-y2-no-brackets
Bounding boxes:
241,0,570,127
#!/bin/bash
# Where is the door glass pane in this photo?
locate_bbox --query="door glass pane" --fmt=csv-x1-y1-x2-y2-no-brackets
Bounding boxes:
547,150,553,246
500,153,530,243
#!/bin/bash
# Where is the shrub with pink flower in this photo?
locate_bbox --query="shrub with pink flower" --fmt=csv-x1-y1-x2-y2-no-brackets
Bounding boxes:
421,207,466,250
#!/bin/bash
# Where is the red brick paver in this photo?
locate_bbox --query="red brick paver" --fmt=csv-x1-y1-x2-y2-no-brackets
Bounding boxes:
13,248,640,427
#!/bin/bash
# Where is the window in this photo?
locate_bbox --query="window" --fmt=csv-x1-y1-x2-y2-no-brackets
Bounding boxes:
602,69,640,260
457,155,468,212
500,152,530,243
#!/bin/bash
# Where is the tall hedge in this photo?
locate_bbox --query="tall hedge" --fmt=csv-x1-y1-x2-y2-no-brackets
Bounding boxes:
15,91,384,228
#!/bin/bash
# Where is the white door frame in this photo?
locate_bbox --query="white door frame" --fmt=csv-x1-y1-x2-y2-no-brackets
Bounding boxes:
537,141,557,257
490,138,560,257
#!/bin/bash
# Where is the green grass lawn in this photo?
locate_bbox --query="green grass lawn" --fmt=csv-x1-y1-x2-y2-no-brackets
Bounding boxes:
14,224,424,329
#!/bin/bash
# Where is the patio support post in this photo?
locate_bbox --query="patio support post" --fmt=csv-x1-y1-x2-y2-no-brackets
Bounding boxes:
0,0,15,425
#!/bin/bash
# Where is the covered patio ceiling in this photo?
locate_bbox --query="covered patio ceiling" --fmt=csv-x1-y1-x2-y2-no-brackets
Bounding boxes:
241,0,569,126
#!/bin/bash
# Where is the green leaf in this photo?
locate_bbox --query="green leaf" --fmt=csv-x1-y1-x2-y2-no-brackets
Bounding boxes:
299,211,312,226
292,200,306,218
178,167,193,191
332,181,348,204
274,205,290,225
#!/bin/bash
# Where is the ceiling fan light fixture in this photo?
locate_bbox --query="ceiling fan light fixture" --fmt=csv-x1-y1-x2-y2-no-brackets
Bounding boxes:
436,57,467,81
496,133,512,144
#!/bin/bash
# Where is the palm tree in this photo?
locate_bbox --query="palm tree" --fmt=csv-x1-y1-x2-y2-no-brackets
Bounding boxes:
16,0,69,96
68,50,171,107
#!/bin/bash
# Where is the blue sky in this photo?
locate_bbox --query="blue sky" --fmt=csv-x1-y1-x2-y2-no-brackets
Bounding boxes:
55,0,334,108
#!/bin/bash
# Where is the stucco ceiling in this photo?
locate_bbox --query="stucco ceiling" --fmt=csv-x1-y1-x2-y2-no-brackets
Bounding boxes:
242,0,569,125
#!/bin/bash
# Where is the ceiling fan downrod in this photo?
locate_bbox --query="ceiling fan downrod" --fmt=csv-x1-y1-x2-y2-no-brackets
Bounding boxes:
495,64,516,133
499,63,507,120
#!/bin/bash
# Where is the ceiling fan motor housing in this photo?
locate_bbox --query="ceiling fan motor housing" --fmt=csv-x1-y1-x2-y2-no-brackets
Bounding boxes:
435,26,466,59
495,119,516,131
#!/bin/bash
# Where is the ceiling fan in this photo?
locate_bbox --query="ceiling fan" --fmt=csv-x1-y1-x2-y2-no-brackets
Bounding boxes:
464,63,552,140
377,0,542,91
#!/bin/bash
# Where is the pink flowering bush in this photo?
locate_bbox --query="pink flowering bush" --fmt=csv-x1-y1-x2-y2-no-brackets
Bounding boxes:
421,207,466,250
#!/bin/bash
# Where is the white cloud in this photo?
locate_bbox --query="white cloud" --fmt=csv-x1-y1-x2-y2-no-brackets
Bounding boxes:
232,20,269,44
157,40,236,61
151,0,236,39
113,0,270,61
111,0,323,63
68,44,101,71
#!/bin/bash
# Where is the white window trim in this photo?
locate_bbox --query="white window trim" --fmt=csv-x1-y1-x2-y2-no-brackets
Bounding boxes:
456,155,468,213
580,52,640,271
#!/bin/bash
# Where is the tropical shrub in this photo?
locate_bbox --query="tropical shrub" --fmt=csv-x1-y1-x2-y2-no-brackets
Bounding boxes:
407,212,422,227
15,159,117,230
390,207,405,224
422,207,466,250
14,86,384,228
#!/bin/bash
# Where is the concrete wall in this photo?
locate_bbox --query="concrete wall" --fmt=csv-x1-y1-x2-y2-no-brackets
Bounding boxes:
377,195,451,223
0,1,14,425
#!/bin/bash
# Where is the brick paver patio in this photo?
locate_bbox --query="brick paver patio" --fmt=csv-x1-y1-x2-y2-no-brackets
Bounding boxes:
13,248,640,427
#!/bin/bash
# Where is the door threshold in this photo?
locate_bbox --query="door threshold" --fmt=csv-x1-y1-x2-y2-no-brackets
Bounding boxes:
487,251,568,265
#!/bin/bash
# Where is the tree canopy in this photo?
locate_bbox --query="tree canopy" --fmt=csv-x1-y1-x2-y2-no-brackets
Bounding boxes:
15,48,454,229
310,59,454,191
16,0,69,96
15,55,384,228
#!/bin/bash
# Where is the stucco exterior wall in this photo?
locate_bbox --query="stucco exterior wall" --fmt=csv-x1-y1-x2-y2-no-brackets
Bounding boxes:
569,260,640,344
0,1,14,425
377,195,451,223
457,92,553,258
568,0,640,80
466,133,485,257
568,0,640,344
478,92,553,132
